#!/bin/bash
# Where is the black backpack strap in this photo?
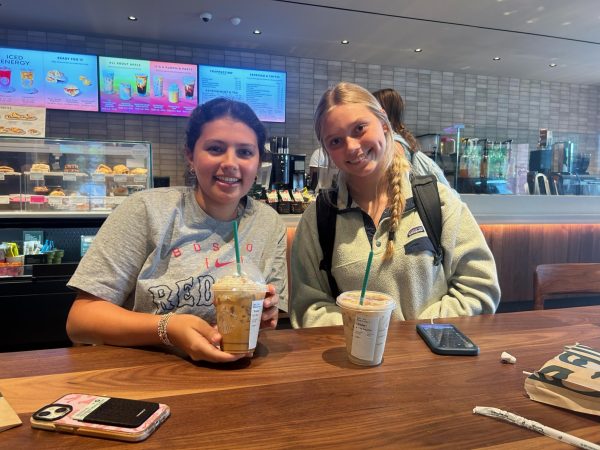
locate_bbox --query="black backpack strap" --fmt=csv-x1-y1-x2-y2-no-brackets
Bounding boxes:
411,175,444,266
316,189,341,298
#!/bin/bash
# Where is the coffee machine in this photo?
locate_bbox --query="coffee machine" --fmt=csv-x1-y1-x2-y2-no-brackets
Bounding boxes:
527,129,588,194
527,129,555,194
268,136,306,190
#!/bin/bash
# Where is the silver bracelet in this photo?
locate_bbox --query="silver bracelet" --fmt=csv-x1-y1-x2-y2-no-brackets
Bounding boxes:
157,312,175,346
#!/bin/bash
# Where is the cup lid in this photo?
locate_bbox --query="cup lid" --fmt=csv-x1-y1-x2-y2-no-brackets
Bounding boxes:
336,290,395,311
212,261,267,293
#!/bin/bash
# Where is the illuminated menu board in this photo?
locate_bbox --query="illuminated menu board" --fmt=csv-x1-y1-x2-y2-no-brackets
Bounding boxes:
99,56,197,116
0,47,98,111
198,65,286,123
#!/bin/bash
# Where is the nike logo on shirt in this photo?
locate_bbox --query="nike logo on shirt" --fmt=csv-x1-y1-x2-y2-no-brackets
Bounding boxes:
214,259,234,268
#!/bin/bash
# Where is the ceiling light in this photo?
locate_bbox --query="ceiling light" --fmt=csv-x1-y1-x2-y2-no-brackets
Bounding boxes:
341,39,349,44
414,48,423,53
253,29,261,35
230,17,241,26
492,57,501,61
549,63,558,67
562,21,571,26
127,16,138,21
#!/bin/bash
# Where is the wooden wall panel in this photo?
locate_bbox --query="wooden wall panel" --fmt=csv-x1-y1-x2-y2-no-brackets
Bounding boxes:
480,224,600,302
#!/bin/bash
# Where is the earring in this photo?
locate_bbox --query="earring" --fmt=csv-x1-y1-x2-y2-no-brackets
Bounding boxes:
189,167,196,175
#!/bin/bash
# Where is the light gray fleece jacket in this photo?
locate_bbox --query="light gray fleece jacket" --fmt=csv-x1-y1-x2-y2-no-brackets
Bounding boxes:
290,176,500,328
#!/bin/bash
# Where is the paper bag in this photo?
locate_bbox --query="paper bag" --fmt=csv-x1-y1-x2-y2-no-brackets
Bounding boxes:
0,392,22,432
524,343,600,416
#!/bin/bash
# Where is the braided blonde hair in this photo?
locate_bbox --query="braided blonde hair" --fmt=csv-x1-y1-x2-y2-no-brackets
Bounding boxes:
314,82,410,260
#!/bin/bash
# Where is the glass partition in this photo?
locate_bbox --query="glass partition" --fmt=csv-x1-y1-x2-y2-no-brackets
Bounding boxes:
418,127,599,196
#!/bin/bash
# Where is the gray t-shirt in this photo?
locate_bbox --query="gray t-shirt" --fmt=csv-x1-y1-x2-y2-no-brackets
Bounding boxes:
68,187,288,324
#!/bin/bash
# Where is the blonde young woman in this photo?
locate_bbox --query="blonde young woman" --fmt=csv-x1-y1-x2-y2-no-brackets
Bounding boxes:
290,82,500,328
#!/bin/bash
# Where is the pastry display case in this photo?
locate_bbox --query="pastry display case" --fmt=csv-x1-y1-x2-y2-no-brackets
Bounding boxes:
0,137,151,213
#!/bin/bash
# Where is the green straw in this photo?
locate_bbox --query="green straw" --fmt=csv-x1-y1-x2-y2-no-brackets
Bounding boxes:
232,220,242,276
359,249,374,305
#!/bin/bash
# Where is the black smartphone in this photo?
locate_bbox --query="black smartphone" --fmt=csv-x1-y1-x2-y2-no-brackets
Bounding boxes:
416,323,479,356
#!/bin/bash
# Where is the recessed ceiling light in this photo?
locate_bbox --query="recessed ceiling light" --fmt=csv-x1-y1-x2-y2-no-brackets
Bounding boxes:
341,39,349,44
253,29,261,35
561,21,571,26
549,63,558,67
414,48,423,53
127,16,138,21
492,56,501,61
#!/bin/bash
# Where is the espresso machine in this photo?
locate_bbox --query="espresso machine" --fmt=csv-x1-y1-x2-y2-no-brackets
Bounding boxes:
527,129,555,194
268,136,306,190
527,128,591,194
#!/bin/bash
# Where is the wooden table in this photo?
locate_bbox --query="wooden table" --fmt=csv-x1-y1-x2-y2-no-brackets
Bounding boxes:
1,307,600,449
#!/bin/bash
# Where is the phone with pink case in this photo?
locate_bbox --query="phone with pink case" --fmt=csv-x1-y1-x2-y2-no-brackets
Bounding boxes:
30,393,170,442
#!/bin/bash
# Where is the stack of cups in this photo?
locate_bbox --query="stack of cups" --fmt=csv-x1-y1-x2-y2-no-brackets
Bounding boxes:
336,290,396,366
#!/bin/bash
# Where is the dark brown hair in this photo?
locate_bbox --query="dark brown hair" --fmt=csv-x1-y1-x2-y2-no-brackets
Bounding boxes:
372,88,419,153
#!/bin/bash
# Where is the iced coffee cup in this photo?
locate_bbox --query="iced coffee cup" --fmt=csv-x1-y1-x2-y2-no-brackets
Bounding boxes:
211,264,267,354
336,290,396,366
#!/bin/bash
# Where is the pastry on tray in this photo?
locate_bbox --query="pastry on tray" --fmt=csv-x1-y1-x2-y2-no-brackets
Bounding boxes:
130,167,148,175
113,164,129,174
33,186,49,194
31,163,50,173
0,165,15,173
49,189,65,197
113,186,129,196
95,164,112,174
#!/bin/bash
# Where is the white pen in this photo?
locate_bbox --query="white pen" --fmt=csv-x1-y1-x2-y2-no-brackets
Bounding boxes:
473,406,600,450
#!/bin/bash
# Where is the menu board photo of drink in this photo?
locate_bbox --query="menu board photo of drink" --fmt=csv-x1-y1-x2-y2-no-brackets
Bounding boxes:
99,56,197,116
0,47,98,111
198,65,286,123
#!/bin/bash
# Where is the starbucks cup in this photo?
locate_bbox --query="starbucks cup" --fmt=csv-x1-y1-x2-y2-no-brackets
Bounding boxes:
211,263,267,354
336,291,396,366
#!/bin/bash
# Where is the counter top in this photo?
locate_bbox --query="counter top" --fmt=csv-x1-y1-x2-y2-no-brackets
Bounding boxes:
2,194,600,225
277,194,600,226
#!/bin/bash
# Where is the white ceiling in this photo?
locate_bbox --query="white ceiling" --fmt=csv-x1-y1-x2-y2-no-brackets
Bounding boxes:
1,0,599,85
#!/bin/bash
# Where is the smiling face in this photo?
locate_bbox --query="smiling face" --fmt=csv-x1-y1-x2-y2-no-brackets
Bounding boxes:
321,103,389,180
187,116,260,220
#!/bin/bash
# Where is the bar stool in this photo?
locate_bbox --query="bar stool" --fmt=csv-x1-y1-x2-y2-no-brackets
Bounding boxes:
533,263,600,310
